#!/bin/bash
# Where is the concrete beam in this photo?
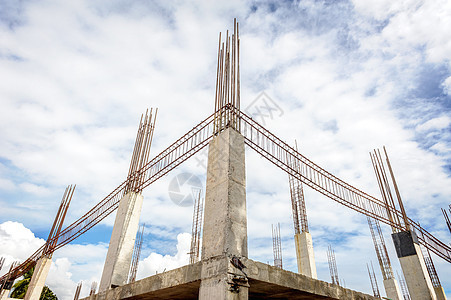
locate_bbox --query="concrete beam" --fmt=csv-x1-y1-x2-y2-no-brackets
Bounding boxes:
99,192,143,292
392,230,436,300
382,277,403,300
24,257,52,300
294,232,317,279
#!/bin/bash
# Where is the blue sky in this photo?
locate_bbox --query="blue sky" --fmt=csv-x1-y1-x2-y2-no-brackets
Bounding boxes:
1,0,450,298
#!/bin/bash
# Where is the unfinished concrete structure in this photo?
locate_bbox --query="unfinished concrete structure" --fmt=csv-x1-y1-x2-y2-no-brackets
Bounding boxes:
80,20,378,300
370,148,439,300
289,144,318,279
367,217,403,300
25,185,75,300
3,19,450,300
392,230,436,300
24,257,52,300
99,192,144,291
99,110,157,292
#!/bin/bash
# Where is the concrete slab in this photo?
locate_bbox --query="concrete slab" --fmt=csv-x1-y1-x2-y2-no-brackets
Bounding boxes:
81,258,377,300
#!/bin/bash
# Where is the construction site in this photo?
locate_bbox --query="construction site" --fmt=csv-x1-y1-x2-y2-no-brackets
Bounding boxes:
1,19,450,300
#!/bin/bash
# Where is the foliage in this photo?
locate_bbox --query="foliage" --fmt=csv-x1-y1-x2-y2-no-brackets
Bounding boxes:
10,266,58,300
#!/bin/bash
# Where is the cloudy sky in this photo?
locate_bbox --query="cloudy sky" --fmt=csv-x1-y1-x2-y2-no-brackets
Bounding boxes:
1,0,450,298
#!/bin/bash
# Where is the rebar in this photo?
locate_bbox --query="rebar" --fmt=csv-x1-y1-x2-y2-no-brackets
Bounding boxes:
126,108,158,194
213,19,240,134
189,191,203,264
0,257,4,271
367,217,394,280
44,185,76,257
421,245,441,288
73,282,82,300
397,271,410,300
443,207,451,234
89,281,97,296
272,223,283,269
327,245,339,286
367,262,381,298
288,141,309,234
128,224,145,283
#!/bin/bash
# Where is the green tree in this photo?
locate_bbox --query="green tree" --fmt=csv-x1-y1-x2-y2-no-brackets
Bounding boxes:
10,267,58,300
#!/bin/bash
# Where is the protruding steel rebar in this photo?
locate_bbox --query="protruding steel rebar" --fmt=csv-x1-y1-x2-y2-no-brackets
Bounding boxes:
73,282,82,300
421,244,441,288
442,206,451,234
44,185,76,257
189,191,203,264
367,261,380,298
0,257,4,271
367,217,394,280
370,149,402,232
383,147,410,231
272,223,283,269
89,281,97,296
128,224,145,283
289,141,309,234
126,108,158,194
213,18,240,134
327,245,339,286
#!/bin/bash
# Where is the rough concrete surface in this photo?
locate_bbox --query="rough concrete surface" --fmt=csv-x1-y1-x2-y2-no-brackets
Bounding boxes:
295,232,317,279
382,277,403,300
398,244,436,300
24,257,52,300
82,257,377,300
99,192,143,292
201,128,247,260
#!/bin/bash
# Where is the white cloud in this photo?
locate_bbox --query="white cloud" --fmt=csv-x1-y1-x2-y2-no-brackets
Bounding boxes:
0,221,45,275
417,116,451,132
137,233,190,279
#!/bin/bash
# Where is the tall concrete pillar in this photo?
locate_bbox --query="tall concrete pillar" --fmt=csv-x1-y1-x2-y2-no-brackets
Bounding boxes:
383,277,403,300
24,257,52,300
199,128,248,300
294,232,317,279
99,192,143,292
392,231,436,300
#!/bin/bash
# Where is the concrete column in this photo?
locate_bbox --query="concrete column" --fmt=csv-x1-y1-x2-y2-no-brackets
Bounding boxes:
294,232,317,279
0,289,10,300
382,277,403,300
434,286,447,300
199,128,248,300
99,192,143,292
24,257,52,300
392,231,436,300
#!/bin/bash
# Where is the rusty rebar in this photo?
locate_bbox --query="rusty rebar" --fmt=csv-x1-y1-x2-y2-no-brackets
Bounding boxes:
367,262,380,298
